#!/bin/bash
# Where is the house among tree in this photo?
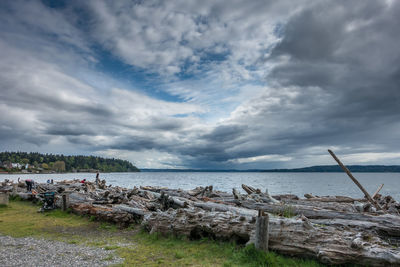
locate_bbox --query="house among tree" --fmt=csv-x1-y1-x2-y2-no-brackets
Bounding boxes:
11,163,22,169
2,161,12,169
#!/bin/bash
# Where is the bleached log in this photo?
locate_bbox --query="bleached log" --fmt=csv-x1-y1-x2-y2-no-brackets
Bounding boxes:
263,189,280,204
16,192,34,201
68,192,94,205
303,196,359,203
70,203,135,225
139,189,189,209
113,204,149,216
372,184,384,199
304,193,315,199
143,208,400,266
232,188,243,200
193,200,257,217
328,149,381,210
239,201,400,236
242,184,256,194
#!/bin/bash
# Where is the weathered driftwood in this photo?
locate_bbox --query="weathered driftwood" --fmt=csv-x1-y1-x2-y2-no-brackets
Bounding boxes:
372,184,384,199
303,195,360,203
239,184,280,204
4,179,400,266
113,204,149,216
240,201,400,237
242,184,257,194
232,188,244,200
255,211,269,252
71,203,136,225
143,208,400,266
272,194,299,201
328,149,381,210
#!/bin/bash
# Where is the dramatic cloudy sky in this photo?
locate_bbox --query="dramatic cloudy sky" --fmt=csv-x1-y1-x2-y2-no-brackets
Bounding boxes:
1,0,399,169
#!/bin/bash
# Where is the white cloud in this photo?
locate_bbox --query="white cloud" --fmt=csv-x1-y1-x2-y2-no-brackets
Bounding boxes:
341,153,400,164
84,0,304,108
96,149,183,169
2,0,400,170
229,154,292,164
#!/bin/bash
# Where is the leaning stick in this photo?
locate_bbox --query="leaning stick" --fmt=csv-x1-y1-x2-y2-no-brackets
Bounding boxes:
328,149,381,210
371,184,384,199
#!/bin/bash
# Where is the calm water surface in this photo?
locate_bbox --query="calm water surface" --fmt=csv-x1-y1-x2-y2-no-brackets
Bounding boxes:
1,172,399,201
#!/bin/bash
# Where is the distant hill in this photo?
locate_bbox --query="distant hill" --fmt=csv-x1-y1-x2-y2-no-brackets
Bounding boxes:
262,165,400,172
0,151,139,173
142,165,400,172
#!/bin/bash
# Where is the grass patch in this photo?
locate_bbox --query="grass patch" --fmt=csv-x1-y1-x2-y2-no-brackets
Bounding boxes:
0,199,326,266
282,205,295,218
104,245,120,250
9,195,22,201
224,244,323,267
121,230,325,266
98,222,118,231
0,200,90,239
273,204,296,218
174,251,184,259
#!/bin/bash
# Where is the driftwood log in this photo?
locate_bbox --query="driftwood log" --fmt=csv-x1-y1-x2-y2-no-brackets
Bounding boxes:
143,208,400,266
2,178,400,266
328,149,381,210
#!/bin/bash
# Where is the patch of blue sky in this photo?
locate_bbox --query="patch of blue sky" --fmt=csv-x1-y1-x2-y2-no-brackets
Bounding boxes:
41,0,67,9
200,48,230,64
175,48,230,80
273,22,285,38
172,114,190,118
38,0,186,104
91,45,188,103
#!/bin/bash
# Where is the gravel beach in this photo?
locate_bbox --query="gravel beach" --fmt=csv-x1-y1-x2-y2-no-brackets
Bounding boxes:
0,235,123,266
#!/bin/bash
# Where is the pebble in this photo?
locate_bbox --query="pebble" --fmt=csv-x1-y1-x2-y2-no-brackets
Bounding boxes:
0,235,123,267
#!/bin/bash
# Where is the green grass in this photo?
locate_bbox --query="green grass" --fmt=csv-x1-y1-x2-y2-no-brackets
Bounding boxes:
99,222,118,231
104,245,120,250
0,200,326,266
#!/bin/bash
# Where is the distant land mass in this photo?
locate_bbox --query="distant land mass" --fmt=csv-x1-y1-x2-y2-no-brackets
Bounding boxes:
142,165,400,172
0,151,139,173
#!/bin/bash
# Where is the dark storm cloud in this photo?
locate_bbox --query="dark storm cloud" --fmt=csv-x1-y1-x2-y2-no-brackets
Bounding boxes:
270,0,400,119
45,124,97,136
270,3,399,118
202,124,248,142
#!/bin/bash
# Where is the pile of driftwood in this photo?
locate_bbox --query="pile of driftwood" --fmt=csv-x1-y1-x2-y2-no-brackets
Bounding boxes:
1,178,399,266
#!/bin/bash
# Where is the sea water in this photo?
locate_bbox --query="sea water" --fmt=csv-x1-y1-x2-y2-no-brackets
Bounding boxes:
1,172,399,201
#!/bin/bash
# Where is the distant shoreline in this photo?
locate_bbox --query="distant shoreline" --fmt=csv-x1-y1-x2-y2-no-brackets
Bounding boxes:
0,171,137,175
2,165,400,174
142,165,400,172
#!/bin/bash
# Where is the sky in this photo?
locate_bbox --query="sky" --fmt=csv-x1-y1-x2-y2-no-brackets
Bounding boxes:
1,0,400,169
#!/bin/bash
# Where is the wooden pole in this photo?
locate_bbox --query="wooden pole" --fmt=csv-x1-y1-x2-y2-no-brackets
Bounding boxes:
255,210,269,252
12,184,17,196
328,149,381,210
372,184,384,199
62,194,69,211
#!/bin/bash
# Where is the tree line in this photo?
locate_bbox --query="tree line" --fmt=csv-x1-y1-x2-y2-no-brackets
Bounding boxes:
0,151,139,172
